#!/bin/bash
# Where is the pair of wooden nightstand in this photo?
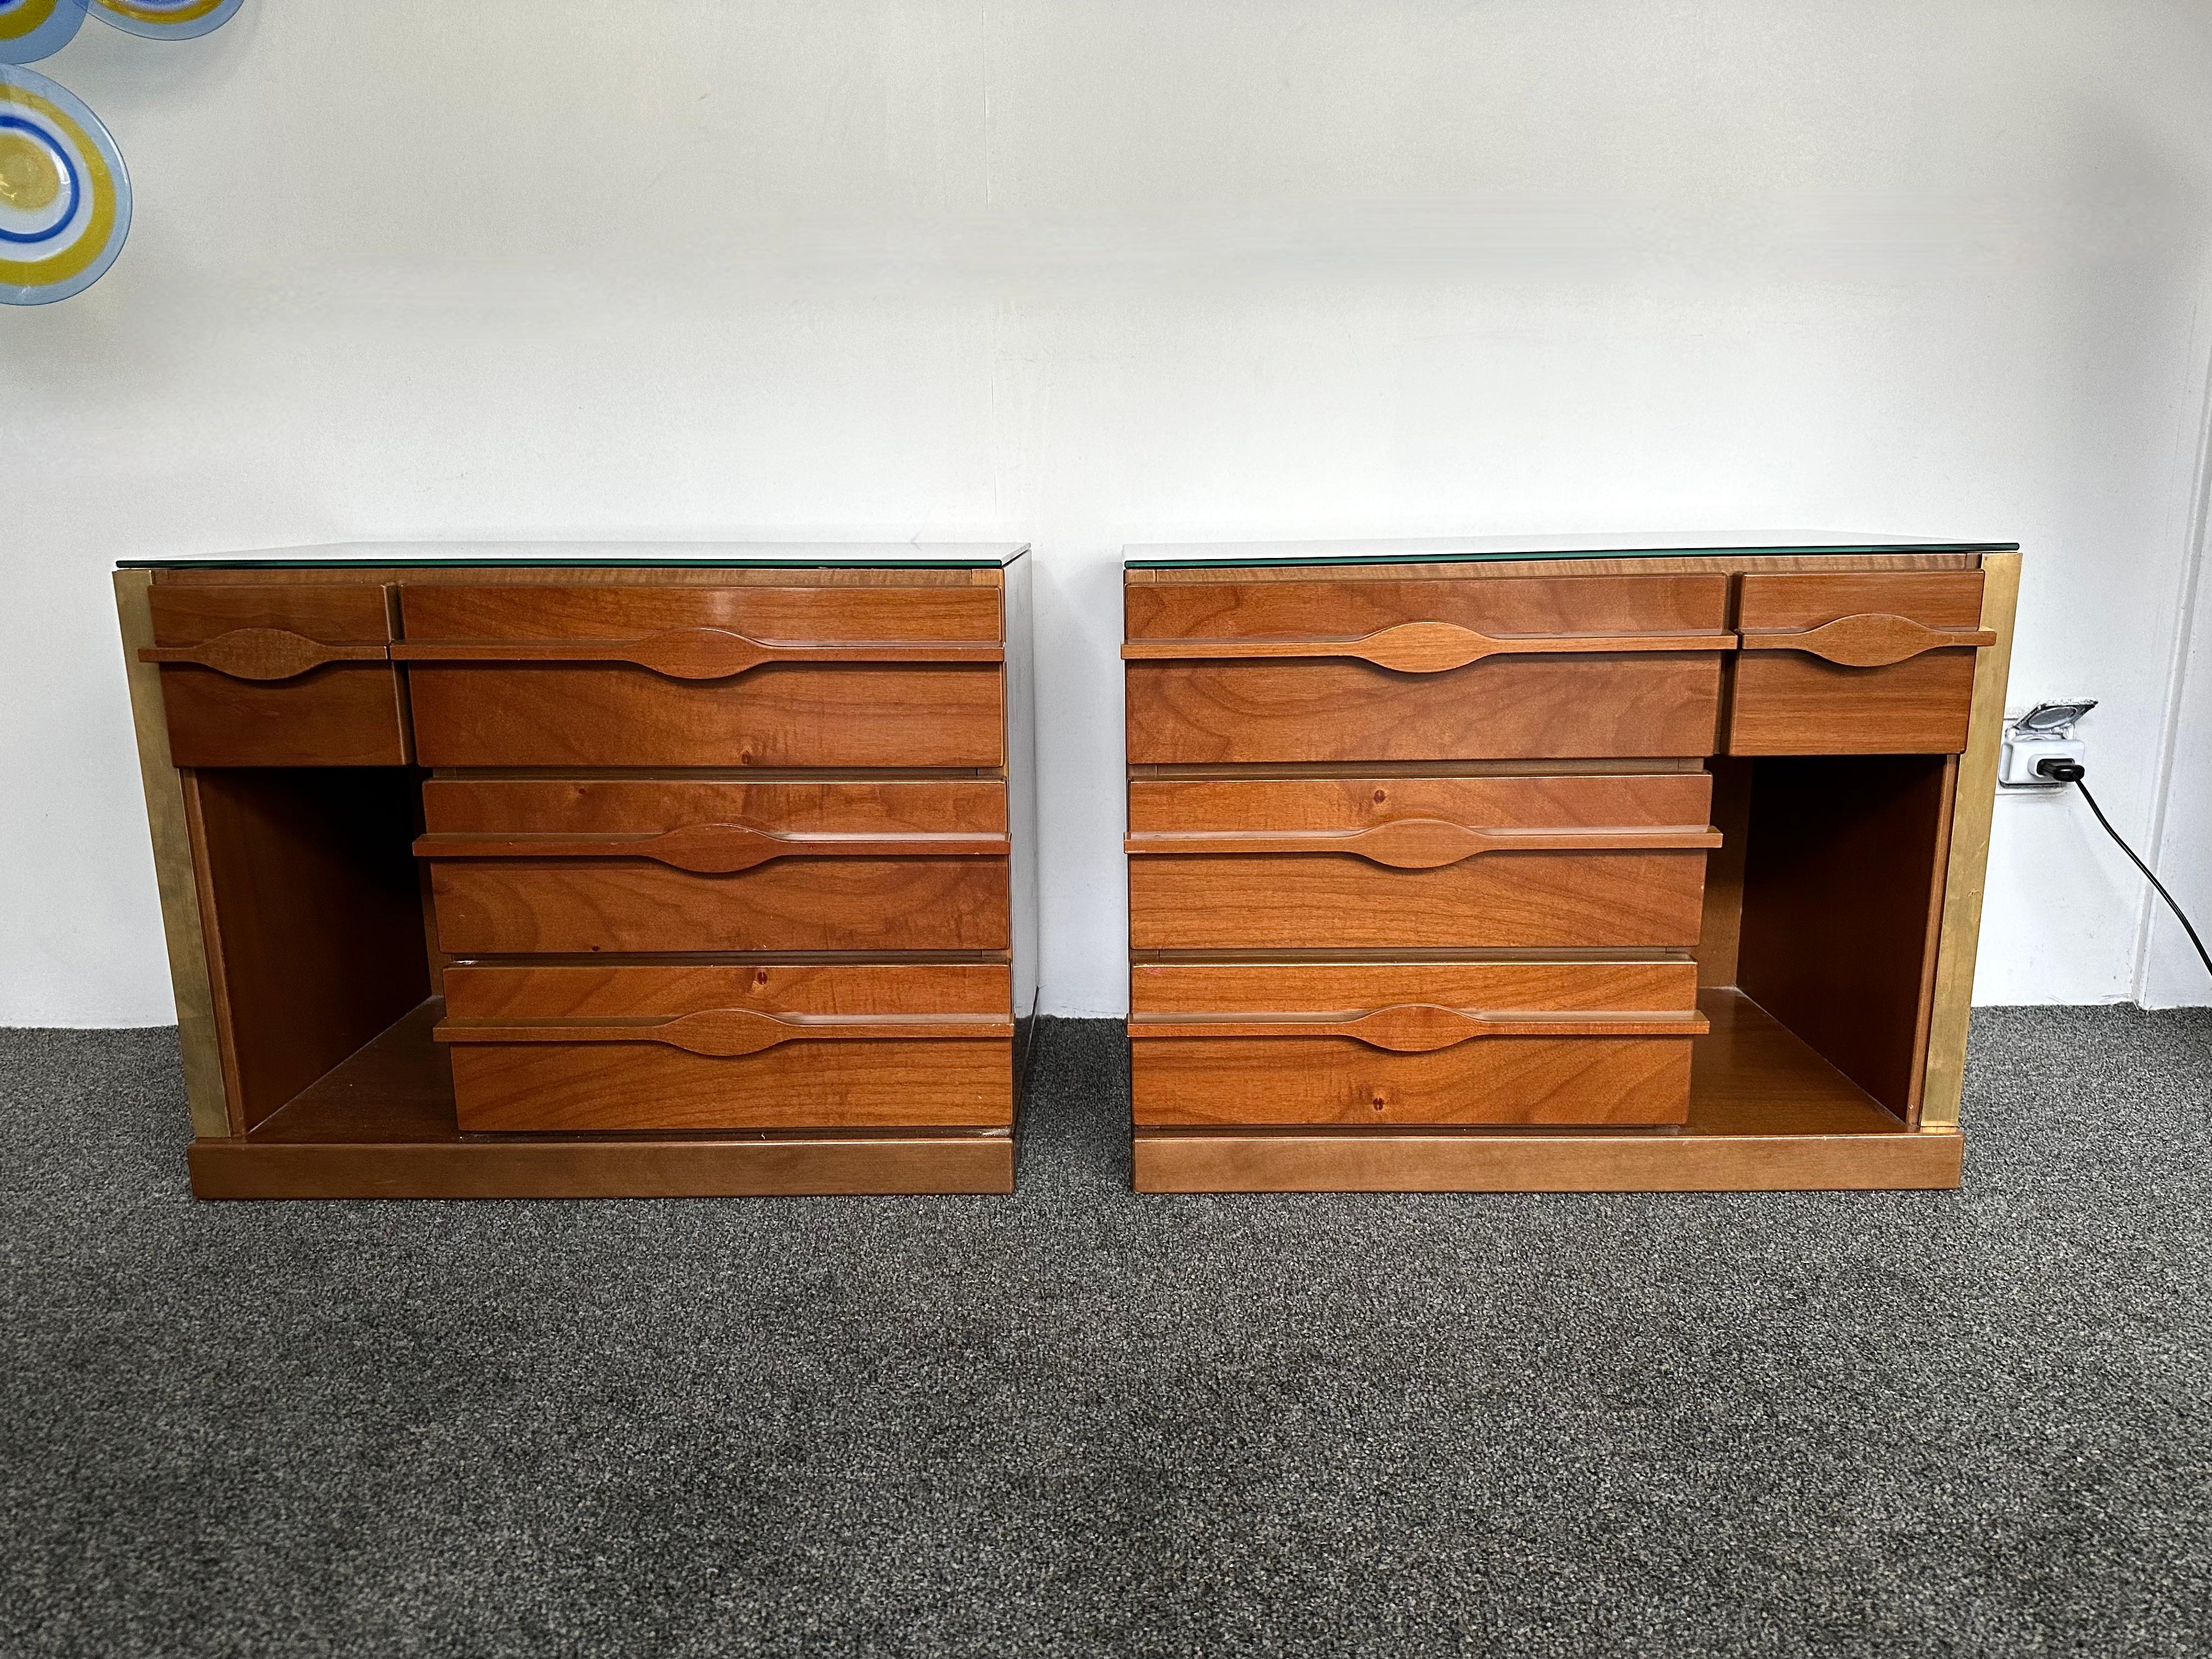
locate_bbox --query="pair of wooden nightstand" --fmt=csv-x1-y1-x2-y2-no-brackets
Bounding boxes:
114,535,2016,1199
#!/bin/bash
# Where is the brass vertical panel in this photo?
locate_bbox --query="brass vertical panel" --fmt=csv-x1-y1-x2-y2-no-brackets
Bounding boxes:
1918,551,2021,1131
113,569,234,1139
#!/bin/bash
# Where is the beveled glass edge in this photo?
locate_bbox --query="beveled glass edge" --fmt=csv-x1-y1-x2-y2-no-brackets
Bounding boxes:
120,549,1028,571
119,557,1016,569
1125,541,2018,569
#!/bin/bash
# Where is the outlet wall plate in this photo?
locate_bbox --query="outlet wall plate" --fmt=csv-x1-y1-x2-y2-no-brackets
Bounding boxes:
2000,733,2086,788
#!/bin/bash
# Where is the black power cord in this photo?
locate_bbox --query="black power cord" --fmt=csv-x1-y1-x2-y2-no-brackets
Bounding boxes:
2035,757,2212,982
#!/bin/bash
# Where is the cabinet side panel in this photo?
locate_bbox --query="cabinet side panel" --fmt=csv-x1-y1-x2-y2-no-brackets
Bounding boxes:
1921,550,2021,1130
114,571,233,1139
1005,556,1041,1061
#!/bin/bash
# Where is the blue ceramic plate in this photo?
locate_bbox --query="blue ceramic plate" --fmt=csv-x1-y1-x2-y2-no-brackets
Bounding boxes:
0,0,88,65
0,61,129,304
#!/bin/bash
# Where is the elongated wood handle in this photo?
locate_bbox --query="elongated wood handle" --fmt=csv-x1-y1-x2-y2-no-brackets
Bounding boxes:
1125,817,1721,870
437,1007,1015,1058
1128,1003,1709,1052
391,626,1003,680
415,822,1009,874
1122,620,1736,673
1737,612,1997,668
139,629,390,682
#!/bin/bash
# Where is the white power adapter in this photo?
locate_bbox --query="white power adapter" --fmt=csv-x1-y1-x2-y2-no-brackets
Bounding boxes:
2000,733,2085,787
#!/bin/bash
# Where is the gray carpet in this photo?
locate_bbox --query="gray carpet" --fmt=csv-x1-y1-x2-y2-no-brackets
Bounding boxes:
2,1009,2208,1658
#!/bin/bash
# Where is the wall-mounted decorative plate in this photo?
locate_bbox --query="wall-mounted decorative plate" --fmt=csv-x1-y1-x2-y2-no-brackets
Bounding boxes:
0,0,87,65
90,0,239,40
0,61,129,304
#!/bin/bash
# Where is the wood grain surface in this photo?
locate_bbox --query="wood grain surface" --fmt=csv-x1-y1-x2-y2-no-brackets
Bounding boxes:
1128,655,1724,764
1125,573,1730,640
1920,551,2021,1132
1131,1032,1695,1126
406,663,1006,769
1727,572,1989,754
1131,958,1701,1015
422,776,1007,832
1127,772,1716,948
113,571,232,1139
1131,958,1702,1121
428,856,1011,953
149,583,397,647
399,583,1003,643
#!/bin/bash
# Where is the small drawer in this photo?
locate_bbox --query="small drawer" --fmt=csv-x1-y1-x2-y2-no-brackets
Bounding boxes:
1127,774,1717,951
1130,960,1705,1127
417,777,1010,955
139,584,409,768
1124,574,1732,763
1726,572,1994,755
439,961,1013,1131
394,584,1006,769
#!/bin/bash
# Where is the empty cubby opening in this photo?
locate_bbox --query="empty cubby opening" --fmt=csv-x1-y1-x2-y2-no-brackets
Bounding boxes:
186,766,433,1131
1699,753,1956,1124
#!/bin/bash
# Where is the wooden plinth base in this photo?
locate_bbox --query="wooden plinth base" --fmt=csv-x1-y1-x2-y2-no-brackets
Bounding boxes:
190,1134,1014,1199
1133,1128,1960,1193
187,1002,1014,1199
1132,989,1965,1194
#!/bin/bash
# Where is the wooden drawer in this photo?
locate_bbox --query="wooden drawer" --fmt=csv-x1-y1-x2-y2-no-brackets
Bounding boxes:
439,962,1013,1131
1727,572,1994,755
395,585,1006,769
416,777,1010,955
1130,960,1705,1128
139,585,409,767
1124,574,1732,763
1127,774,1718,951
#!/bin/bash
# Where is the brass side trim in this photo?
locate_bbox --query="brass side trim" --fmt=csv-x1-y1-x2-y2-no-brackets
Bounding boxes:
114,571,233,1140
1920,550,2021,1131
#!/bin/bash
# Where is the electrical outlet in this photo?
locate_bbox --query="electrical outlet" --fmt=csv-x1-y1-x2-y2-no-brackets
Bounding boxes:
2000,699,2096,788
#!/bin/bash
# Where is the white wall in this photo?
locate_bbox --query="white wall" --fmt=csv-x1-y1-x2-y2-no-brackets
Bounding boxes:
6,1,2212,1022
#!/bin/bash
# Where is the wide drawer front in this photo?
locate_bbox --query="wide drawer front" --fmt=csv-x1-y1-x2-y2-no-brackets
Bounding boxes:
1727,572,1993,755
1130,960,1703,1127
1125,574,1731,763
396,585,1006,768
140,584,410,768
1127,774,1717,950
439,962,1013,1131
418,777,1011,954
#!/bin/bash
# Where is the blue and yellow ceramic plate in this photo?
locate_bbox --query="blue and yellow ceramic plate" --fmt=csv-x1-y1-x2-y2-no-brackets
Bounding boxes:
0,62,128,304
0,0,87,64
91,0,239,40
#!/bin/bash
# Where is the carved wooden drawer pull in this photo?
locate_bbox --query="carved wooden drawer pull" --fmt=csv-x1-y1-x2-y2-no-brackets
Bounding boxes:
390,625,1003,681
1122,620,1737,674
415,822,1009,874
1125,817,1720,870
437,1007,1014,1059
138,629,390,682
1737,612,1997,668
1127,1003,1710,1053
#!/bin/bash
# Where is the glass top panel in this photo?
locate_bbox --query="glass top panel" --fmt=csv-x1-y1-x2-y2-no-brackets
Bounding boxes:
119,541,1029,571
1125,533,2015,569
